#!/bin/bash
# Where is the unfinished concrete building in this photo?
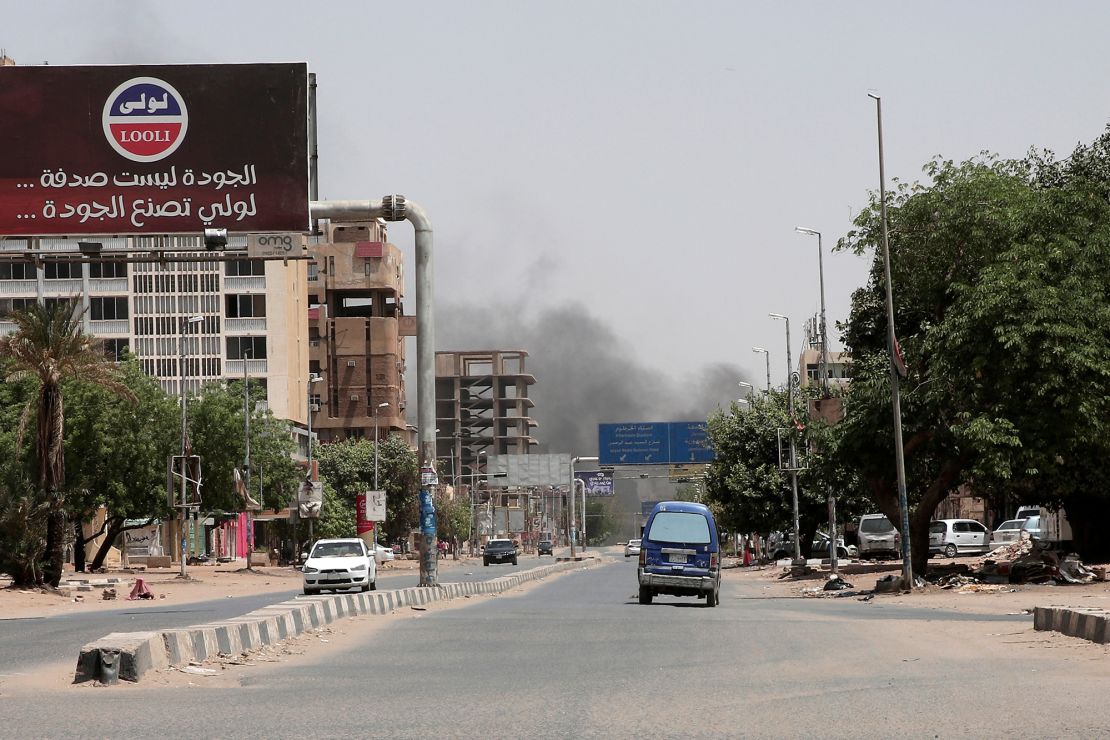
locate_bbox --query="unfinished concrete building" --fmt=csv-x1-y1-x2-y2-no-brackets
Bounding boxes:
307,221,411,445
435,350,537,485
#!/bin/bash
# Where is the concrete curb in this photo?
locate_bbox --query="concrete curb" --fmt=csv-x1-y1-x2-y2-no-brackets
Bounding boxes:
1034,606,1110,644
74,558,597,684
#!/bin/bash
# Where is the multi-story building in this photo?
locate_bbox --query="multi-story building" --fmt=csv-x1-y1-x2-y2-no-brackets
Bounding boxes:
435,349,537,485
306,220,408,446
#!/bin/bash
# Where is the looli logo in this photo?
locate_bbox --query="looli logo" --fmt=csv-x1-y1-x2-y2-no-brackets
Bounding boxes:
102,77,189,162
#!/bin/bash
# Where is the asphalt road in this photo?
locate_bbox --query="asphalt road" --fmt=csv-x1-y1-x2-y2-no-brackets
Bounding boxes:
5,557,1110,738
0,560,529,674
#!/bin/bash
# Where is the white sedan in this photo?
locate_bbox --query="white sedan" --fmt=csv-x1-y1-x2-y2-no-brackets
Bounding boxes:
373,543,395,565
624,539,642,558
302,538,377,595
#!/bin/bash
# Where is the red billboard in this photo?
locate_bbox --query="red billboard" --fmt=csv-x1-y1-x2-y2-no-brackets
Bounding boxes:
0,63,309,236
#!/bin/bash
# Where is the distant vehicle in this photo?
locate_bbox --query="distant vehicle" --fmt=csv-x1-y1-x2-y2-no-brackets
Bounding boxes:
624,538,641,558
537,539,553,556
1016,507,1072,545
637,501,721,607
929,519,990,558
857,514,900,559
301,538,376,595
373,543,395,565
483,538,518,567
990,520,1026,547
811,531,857,559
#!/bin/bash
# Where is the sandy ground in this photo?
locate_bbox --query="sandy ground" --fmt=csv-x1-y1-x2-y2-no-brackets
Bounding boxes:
0,554,477,620
724,556,1110,617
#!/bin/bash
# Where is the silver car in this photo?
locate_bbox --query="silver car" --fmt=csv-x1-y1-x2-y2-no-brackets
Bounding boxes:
857,514,899,559
624,538,641,558
929,519,990,558
990,520,1025,547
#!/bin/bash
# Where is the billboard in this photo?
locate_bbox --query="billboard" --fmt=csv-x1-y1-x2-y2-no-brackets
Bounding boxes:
599,422,715,466
487,454,571,487
0,63,309,236
575,470,614,496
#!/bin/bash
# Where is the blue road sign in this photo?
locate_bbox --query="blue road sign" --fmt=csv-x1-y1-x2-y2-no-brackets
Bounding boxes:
599,421,715,466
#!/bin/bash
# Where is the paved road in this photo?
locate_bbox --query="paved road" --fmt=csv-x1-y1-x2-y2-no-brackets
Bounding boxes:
0,558,538,674
5,558,1110,738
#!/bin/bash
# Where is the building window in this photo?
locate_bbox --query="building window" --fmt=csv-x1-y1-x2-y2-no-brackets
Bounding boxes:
225,294,267,318
226,336,267,360
89,261,127,279
0,298,37,315
225,259,265,277
309,360,321,375
44,262,81,280
0,261,35,280
103,338,129,362
307,261,319,281
90,296,128,321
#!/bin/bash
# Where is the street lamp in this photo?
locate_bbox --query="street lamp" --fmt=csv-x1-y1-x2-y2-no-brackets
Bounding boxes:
373,401,390,550
869,91,912,589
769,312,802,567
243,347,253,571
737,381,754,400
178,315,203,579
752,347,771,393
471,450,486,555
795,226,829,396
305,373,322,545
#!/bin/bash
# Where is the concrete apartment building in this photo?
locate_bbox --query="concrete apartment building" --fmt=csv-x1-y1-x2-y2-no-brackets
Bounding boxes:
435,350,537,485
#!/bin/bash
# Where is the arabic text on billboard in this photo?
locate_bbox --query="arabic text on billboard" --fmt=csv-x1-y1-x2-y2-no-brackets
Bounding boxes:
598,422,715,466
0,63,309,236
575,470,614,496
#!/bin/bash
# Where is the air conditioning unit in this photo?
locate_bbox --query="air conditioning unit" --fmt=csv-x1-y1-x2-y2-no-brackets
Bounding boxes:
349,394,360,402
309,403,320,412
347,360,356,367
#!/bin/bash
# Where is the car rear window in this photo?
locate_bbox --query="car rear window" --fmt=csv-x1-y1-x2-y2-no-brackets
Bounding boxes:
929,522,946,534
647,512,711,544
998,521,1022,530
861,517,895,533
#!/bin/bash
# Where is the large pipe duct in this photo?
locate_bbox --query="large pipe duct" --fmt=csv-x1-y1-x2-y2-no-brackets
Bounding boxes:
309,197,439,586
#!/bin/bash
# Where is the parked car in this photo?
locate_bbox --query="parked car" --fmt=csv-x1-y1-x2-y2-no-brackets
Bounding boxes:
812,531,858,559
483,538,518,566
373,543,395,565
929,519,991,558
990,520,1026,547
624,538,641,558
537,538,554,556
302,538,376,595
857,514,900,559
637,501,721,607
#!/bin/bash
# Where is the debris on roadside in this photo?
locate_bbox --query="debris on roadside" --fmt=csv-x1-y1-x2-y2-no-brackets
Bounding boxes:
971,533,1099,585
874,574,903,594
102,588,117,600
823,576,853,591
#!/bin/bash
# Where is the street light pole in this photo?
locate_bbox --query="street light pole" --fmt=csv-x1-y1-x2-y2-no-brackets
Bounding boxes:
795,227,829,397
769,313,802,566
243,348,252,571
306,373,321,545
178,315,202,579
373,401,390,550
471,450,485,555
752,347,771,393
869,92,913,589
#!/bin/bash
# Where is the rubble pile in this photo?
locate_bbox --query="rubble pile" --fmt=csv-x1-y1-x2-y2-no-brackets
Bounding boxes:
973,532,1099,585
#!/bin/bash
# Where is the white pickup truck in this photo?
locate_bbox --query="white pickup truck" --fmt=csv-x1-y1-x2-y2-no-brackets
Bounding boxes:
1017,505,1072,545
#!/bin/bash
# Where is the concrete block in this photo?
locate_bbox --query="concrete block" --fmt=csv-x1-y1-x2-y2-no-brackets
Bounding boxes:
74,631,168,683
161,630,197,665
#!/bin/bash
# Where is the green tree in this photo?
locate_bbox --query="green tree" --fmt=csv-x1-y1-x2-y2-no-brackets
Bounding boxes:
312,436,420,545
434,490,471,557
584,498,616,545
839,153,1110,571
311,482,356,540
63,357,180,571
0,300,131,586
186,380,300,516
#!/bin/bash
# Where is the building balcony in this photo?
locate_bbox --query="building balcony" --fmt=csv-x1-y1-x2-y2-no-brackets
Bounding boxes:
43,279,83,295
89,319,129,335
225,276,266,291
225,358,269,376
0,280,37,295
225,317,267,333
89,278,128,293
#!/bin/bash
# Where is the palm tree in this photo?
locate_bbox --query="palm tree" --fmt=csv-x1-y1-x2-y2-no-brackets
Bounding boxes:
0,298,130,587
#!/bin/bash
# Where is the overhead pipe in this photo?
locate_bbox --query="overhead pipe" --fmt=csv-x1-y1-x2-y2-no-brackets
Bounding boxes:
310,196,439,586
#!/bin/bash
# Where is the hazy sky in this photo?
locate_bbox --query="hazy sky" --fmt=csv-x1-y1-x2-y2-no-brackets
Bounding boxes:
7,1,1110,450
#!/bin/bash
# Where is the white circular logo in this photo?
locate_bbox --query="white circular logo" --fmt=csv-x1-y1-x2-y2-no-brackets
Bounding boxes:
102,76,189,162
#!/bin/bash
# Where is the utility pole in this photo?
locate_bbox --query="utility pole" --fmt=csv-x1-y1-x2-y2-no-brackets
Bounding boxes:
244,348,252,571
869,92,914,590
178,315,202,579
769,313,802,566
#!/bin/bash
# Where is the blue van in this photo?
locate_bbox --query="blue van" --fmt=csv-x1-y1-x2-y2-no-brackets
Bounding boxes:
637,501,721,607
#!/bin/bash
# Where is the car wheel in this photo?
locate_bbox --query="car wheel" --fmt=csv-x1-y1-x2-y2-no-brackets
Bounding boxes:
369,580,377,591
512,557,518,565
705,588,718,607
303,587,317,595
638,585,653,605
944,543,958,558
483,559,489,567
361,583,370,593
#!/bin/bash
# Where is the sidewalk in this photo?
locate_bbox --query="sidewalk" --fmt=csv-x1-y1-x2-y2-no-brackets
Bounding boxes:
0,552,482,620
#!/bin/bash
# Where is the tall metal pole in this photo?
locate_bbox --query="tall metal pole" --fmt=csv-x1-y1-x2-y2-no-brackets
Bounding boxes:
869,93,913,589
306,375,315,545
568,461,577,558
770,313,801,565
795,227,829,396
244,349,252,571
752,347,771,393
178,320,188,579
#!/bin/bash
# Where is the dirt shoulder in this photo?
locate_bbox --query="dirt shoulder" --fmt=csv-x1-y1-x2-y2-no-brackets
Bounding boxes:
724,557,1110,616
0,554,478,620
